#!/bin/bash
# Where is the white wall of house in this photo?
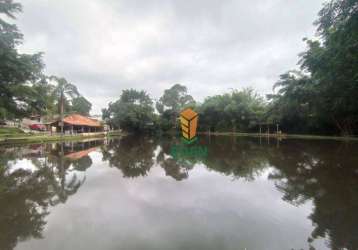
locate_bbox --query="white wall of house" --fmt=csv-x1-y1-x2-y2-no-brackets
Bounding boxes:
21,116,45,129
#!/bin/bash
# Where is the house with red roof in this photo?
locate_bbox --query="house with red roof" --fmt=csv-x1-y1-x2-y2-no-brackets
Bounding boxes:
49,114,103,133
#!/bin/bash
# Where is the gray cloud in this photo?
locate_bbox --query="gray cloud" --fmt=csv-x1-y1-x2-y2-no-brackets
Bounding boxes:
17,0,325,114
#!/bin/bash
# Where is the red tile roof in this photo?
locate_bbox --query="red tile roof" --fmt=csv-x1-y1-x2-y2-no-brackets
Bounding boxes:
65,147,97,160
63,114,102,127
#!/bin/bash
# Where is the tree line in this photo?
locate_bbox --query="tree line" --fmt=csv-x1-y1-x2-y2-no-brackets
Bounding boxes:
103,0,358,136
0,0,92,121
102,85,267,134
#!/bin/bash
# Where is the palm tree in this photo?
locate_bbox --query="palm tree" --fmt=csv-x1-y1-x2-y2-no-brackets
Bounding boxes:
50,76,79,134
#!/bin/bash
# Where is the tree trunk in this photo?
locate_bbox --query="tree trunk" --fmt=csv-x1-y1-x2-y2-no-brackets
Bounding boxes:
332,116,351,136
60,91,64,135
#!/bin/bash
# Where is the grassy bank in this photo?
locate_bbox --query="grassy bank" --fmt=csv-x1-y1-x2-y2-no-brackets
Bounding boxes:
0,130,123,145
0,127,29,138
198,131,358,141
1,127,357,144
0,127,24,134
107,130,124,137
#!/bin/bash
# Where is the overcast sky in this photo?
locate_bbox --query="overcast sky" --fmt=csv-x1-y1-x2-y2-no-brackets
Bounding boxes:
18,0,325,114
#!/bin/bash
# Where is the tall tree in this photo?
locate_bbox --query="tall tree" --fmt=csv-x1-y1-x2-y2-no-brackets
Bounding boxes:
199,88,266,132
71,96,91,115
268,0,358,135
102,89,156,132
26,78,56,116
300,0,358,135
267,71,325,134
156,84,195,130
50,76,79,134
0,0,44,119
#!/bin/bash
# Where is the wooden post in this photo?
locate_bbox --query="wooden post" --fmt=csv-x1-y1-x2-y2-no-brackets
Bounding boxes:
276,124,279,134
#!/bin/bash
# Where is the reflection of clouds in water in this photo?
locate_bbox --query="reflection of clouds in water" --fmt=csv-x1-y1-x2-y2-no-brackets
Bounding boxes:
87,151,103,165
8,159,37,174
65,169,85,186
6,137,358,250
153,145,162,160
255,166,274,180
16,161,326,250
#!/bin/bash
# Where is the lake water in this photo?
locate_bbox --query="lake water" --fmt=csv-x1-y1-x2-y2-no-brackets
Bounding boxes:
0,135,357,250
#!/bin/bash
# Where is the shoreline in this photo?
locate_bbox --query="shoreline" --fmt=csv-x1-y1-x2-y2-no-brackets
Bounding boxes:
1,130,357,145
0,131,123,145
197,132,358,141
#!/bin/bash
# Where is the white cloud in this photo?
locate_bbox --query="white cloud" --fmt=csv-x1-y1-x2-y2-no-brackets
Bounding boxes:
17,0,325,114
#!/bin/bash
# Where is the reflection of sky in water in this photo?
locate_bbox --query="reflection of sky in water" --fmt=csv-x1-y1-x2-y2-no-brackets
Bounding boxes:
8,159,38,174
13,150,327,250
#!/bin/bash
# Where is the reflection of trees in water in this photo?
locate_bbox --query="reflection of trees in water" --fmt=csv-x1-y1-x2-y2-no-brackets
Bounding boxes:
155,136,269,181
267,140,358,250
2,137,356,250
202,136,269,180
156,137,196,181
155,136,358,249
0,166,51,250
0,140,100,250
102,136,197,181
102,136,155,178
104,135,271,181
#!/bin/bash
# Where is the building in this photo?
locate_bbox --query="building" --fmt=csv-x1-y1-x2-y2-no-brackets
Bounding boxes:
49,114,103,133
21,115,45,129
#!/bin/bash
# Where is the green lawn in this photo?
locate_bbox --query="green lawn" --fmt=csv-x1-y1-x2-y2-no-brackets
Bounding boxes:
0,127,25,134
0,127,123,144
0,132,111,144
0,127,31,139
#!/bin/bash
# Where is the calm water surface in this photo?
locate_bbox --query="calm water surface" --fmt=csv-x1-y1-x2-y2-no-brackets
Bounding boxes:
0,136,357,250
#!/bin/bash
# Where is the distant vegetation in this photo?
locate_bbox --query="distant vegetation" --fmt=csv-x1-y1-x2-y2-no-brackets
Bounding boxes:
0,1,92,120
102,85,267,134
103,0,358,136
